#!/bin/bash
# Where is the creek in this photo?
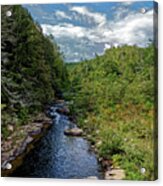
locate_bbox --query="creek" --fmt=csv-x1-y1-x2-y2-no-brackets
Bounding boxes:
11,103,102,179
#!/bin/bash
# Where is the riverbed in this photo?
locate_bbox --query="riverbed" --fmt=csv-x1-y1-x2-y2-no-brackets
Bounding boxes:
11,104,102,179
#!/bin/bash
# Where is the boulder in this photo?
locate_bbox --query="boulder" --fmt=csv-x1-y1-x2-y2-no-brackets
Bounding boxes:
56,100,65,104
96,140,102,147
56,107,70,115
105,168,125,180
25,136,34,144
7,125,14,132
2,162,12,170
64,128,83,136
28,129,41,136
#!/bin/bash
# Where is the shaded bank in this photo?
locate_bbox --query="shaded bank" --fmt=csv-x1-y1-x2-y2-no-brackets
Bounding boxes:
1,113,52,176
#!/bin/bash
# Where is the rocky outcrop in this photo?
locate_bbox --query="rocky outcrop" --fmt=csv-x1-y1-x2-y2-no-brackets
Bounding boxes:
1,113,52,177
98,157,125,180
64,128,83,136
105,168,125,180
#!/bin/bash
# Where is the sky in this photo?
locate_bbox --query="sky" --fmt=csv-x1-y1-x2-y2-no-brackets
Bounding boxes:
23,1,157,62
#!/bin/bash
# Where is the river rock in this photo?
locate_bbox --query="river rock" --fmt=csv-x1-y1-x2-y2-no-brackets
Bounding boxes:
105,168,125,180
56,100,65,104
28,129,41,136
34,122,43,128
96,140,102,147
56,107,70,115
5,162,12,170
64,128,83,136
25,136,34,144
7,125,14,132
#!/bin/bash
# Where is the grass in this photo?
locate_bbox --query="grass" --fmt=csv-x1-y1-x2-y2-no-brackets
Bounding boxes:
69,103,155,180
65,45,157,180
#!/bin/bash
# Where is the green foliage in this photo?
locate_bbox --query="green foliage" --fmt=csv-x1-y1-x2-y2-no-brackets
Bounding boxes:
1,5,157,180
66,45,157,180
1,5,68,137
98,128,123,157
1,126,10,139
17,107,29,125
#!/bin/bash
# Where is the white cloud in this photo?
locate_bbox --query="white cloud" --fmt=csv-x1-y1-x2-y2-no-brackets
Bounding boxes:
122,2,134,6
42,9,153,45
41,23,87,38
74,52,79,56
70,6,87,14
55,10,71,20
113,6,130,20
87,9,154,46
104,43,111,51
70,6,107,27
41,8,154,61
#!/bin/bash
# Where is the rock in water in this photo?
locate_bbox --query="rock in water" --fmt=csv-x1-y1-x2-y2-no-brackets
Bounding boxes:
56,107,70,115
64,128,83,136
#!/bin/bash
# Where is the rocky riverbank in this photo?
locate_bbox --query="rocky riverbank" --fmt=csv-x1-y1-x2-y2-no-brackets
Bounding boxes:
1,113,52,177
2,100,125,179
54,100,125,180
88,138,125,180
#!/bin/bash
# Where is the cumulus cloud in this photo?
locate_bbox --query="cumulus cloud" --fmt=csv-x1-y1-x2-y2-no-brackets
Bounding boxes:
41,7,154,62
111,10,153,46
41,23,87,38
55,10,71,20
104,43,111,51
113,6,130,20
42,9,153,43
70,6,107,27
122,2,135,6
98,10,153,46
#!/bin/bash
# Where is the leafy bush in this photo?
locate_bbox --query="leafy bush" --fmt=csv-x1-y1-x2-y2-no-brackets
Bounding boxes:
66,45,157,180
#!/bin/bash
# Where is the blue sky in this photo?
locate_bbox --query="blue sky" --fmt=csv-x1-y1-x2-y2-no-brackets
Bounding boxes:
23,1,157,62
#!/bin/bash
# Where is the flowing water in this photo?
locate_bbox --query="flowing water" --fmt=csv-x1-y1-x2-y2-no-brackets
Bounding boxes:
12,104,102,179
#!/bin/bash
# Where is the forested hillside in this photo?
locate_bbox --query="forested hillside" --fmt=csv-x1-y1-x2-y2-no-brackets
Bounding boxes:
1,5,68,138
66,45,157,180
1,4,157,181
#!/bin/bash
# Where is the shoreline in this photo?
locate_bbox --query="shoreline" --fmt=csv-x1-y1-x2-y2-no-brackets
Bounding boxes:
1,113,52,177
65,103,126,180
54,100,125,180
2,100,124,179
